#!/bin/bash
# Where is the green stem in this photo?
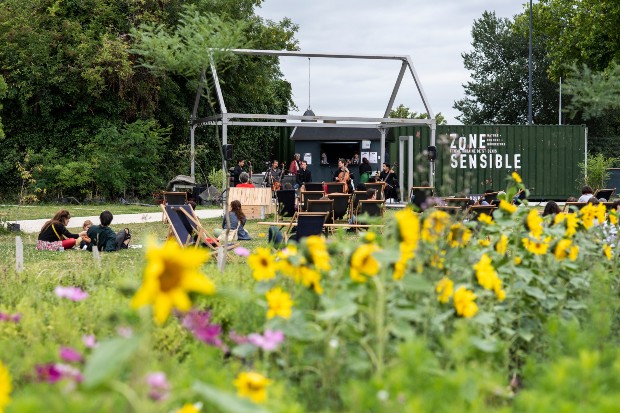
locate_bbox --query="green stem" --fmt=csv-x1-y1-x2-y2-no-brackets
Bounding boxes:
109,379,143,412
373,275,386,376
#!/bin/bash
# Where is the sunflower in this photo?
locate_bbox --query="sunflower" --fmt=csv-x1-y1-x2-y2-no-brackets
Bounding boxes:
395,207,420,247
393,243,415,280
234,372,272,403
568,245,579,261
266,287,293,319
478,238,491,247
350,243,381,283
435,277,454,303
473,254,498,291
248,247,277,281
604,244,613,261
511,171,522,183
478,213,494,225
495,234,509,256
422,210,450,242
453,287,478,318
522,237,549,255
525,209,543,238
447,224,472,248
177,403,201,413
610,212,618,225
299,267,324,295
499,200,517,214
553,238,572,261
304,236,331,271
0,361,11,413
131,239,215,325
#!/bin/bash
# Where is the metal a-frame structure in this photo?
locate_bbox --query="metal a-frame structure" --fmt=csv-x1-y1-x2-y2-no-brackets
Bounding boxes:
190,49,437,190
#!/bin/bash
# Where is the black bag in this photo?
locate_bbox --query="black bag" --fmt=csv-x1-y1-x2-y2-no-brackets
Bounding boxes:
115,228,131,250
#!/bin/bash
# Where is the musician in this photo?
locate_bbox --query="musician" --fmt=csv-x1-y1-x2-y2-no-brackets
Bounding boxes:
358,157,372,184
295,160,312,189
379,162,398,201
333,158,353,193
288,153,301,175
232,159,246,187
265,160,282,188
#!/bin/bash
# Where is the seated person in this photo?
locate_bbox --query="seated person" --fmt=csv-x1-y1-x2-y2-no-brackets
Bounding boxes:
79,220,93,249
236,172,255,188
223,200,251,240
36,209,86,251
542,201,561,217
566,196,578,203
578,186,594,203
87,210,131,252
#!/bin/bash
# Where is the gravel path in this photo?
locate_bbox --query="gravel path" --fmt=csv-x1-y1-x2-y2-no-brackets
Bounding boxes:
12,209,224,233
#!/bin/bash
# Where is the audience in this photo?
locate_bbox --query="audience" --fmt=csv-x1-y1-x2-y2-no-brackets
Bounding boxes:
223,200,251,240
578,186,594,203
542,201,561,217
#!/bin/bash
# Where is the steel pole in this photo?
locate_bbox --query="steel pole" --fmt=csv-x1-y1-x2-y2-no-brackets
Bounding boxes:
528,0,533,125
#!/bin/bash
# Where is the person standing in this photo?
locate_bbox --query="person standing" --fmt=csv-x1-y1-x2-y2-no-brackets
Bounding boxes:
358,157,373,184
295,160,312,189
288,153,301,175
265,160,282,189
232,159,246,187
379,163,398,201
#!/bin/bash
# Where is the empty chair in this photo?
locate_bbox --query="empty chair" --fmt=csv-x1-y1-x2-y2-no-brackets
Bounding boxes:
594,188,615,201
275,189,297,221
302,182,324,192
350,191,369,220
325,182,346,194
285,212,328,243
328,193,352,221
300,191,325,211
307,199,334,224
409,186,434,211
163,191,188,206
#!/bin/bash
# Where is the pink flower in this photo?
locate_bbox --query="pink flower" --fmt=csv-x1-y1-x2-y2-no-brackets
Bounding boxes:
229,330,249,345
59,347,83,363
182,310,222,348
0,312,20,323
233,246,250,257
82,334,97,349
117,326,133,338
146,372,170,401
248,329,285,351
54,286,88,301
36,363,83,383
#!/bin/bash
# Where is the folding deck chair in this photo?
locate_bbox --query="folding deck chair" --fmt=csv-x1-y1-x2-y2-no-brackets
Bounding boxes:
594,188,616,201
349,191,369,221
284,212,328,243
365,182,386,200
307,199,334,225
275,189,297,222
325,182,346,194
328,193,352,221
354,200,385,225
301,182,324,192
562,202,587,213
300,191,325,211
466,205,496,221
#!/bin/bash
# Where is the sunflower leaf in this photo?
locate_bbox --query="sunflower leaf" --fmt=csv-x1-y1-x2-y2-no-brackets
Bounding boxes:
82,336,141,389
193,381,270,413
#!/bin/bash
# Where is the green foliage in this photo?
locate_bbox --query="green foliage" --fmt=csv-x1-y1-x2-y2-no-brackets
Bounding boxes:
0,74,6,139
577,153,617,189
454,11,558,125
389,103,447,125
563,63,620,120
207,167,227,190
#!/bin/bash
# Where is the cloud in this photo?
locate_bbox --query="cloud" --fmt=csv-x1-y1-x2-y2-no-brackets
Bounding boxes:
257,0,526,123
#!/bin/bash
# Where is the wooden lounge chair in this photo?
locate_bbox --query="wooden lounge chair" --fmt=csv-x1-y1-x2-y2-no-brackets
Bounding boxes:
365,182,386,200
301,182,325,192
307,199,334,224
349,191,369,221
325,181,346,194
355,200,385,225
594,188,616,201
442,197,471,210
409,186,434,210
328,193,352,221
275,189,297,222
284,212,328,243
300,191,325,211
467,205,496,221
562,202,587,213
434,205,463,215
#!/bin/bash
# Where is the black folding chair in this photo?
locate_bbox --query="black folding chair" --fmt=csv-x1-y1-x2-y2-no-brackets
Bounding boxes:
409,186,434,211
328,193,352,221
365,182,386,200
302,182,324,192
163,191,188,206
325,182,346,194
594,188,616,201
307,199,334,224
355,200,385,224
285,212,328,243
350,191,369,221
300,191,325,211
275,189,297,222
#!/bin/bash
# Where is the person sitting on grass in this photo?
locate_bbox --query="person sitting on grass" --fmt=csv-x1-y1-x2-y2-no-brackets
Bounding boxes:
87,210,131,252
223,200,251,240
36,209,86,251
79,219,93,249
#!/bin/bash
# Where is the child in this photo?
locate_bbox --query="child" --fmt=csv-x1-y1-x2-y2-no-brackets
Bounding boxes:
80,220,93,250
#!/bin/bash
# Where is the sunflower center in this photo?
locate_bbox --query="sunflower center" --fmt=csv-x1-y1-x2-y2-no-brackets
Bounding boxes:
159,264,182,292
260,257,269,267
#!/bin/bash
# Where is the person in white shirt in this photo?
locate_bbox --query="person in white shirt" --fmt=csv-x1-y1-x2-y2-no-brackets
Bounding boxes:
577,185,594,203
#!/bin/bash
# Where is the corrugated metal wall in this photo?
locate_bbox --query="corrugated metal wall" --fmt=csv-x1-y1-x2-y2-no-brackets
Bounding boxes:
389,125,586,200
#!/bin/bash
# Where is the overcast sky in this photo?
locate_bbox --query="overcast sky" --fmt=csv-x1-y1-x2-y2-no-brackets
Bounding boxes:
256,0,527,124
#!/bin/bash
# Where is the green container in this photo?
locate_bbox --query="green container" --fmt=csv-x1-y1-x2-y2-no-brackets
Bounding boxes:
388,125,587,200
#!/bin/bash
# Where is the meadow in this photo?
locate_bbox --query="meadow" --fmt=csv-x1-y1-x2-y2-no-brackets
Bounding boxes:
1,176,620,413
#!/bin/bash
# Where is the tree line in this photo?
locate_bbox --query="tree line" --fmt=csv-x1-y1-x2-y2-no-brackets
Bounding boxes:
454,0,620,157
0,0,298,201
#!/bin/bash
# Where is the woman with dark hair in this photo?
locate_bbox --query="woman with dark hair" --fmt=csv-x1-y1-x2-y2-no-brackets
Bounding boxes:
542,201,561,217
358,157,373,184
223,200,251,240
37,209,86,251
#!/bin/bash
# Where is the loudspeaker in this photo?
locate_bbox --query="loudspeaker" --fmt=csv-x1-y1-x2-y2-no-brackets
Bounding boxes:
427,145,437,161
223,144,233,161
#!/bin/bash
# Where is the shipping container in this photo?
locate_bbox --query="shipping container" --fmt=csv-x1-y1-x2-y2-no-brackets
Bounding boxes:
388,125,587,201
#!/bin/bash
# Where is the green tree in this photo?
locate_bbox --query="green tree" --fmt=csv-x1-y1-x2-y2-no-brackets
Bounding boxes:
453,11,558,125
389,104,447,125
0,74,6,139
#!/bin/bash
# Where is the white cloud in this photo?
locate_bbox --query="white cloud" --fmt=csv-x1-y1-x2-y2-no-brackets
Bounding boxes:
256,0,526,123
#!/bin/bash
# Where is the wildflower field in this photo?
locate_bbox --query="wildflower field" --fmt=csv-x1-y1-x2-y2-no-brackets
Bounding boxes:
2,174,620,413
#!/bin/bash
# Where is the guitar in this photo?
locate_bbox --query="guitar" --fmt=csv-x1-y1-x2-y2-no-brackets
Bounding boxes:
272,167,285,191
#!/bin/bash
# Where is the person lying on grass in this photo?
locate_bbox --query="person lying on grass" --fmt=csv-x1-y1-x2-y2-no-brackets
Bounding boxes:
87,210,131,252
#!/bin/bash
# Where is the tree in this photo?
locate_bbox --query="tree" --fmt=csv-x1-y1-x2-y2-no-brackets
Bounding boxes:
0,74,5,139
389,104,447,125
453,11,558,125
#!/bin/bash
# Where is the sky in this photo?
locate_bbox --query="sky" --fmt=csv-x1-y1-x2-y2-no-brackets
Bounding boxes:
256,0,527,124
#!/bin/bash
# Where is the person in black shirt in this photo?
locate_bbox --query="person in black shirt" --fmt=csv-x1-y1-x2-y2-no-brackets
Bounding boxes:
265,160,282,188
232,159,246,187
37,209,86,251
379,162,399,201
358,157,373,184
295,160,312,189
333,158,353,193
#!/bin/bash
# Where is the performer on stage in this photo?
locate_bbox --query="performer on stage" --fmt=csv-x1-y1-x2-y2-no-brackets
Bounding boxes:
295,160,312,189
333,158,353,193
358,157,373,184
265,160,283,189
288,153,301,175
232,159,246,187
379,162,399,201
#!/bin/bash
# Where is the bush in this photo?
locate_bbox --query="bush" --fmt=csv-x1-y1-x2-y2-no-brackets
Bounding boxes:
578,153,617,189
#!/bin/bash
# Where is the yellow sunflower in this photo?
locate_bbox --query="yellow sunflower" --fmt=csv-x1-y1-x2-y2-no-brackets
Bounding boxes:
473,254,499,291
553,238,572,261
495,234,509,256
522,237,549,255
299,267,324,295
478,238,491,247
266,287,293,319
393,243,415,280
304,236,331,271
395,207,420,247
511,171,522,183
177,403,201,413
453,286,478,318
610,212,618,225
478,213,494,225
234,372,272,404
422,210,450,243
514,256,522,265
499,200,517,214
131,239,215,325
447,223,472,248
435,277,454,303
604,244,613,261
248,247,277,281
0,361,11,413
568,245,579,261
525,209,543,238
350,243,381,283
